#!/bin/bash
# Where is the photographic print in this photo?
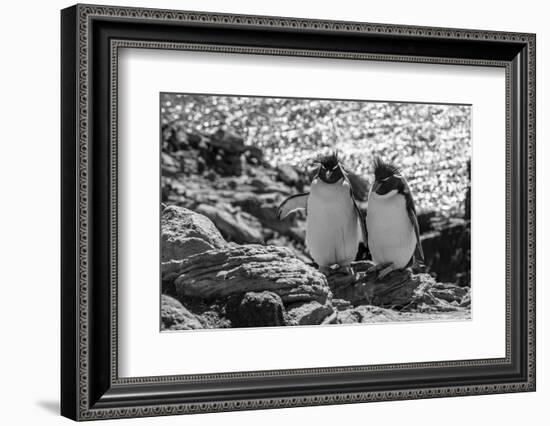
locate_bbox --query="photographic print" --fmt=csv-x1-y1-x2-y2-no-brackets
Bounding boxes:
61,7,535,418
160,93,472,331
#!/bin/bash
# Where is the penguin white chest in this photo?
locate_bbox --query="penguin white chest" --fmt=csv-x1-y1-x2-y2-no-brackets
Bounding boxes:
366,192,416,268
305,179,361,268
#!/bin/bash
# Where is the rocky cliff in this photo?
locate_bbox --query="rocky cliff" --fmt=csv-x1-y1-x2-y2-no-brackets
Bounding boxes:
161,206,470,330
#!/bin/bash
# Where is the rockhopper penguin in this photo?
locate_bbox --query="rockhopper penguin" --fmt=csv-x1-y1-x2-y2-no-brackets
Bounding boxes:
366,157,424,279
277,153,367,275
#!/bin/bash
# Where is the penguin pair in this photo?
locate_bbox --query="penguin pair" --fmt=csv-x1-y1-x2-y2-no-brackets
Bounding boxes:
277,154,423,278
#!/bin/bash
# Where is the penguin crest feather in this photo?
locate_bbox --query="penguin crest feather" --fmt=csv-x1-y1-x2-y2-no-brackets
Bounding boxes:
313,151,340,170
373,157,401,181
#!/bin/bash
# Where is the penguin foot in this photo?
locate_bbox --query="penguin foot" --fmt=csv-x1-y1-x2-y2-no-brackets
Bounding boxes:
319,264,355,276
366,262,392,275
337,264,355,276
377,263,396,280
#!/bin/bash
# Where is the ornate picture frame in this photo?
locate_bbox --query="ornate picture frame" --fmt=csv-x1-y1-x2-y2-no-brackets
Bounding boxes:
61,4,536,421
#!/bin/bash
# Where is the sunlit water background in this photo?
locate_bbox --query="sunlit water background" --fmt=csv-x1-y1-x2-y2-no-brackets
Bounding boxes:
162,94,471,216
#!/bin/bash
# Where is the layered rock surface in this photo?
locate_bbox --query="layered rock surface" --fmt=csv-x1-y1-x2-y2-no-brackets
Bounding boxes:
161,206,470,330
171,244,330,304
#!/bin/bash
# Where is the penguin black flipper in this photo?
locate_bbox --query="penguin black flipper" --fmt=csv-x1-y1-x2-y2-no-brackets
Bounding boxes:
277,193,309,220
402,182,424,264
408,207,424,264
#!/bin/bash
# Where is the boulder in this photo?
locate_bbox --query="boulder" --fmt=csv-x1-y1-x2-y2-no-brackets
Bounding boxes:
251,178,292,195
187,132,202,149
161,152,181,176
277,164,300,186
195,203,264,244
412,280,470,312
332,298,352,311
244,146,264,165
416,211,437,233
173,128,190,149
233,192,305,241
203,128,246,176
209,128,247,153
286,301,334,325
234,291,285,327
172,245,330,304
459,292,471,308
266,234,312,264
327,261,470,311
161,295,203,330
429,282,469,304
325,304,470,325
162,124,190,152
161,205,227,261
336,305,402,324
421,219,470,286
172,149,205,176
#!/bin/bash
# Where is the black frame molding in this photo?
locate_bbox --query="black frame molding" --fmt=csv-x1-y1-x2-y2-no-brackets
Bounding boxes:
61,4,536,421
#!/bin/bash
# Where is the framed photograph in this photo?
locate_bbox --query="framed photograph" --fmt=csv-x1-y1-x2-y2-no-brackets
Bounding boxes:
61,4,536,421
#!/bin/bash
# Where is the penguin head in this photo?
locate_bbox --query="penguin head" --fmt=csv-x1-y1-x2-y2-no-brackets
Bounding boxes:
313,152,345,184
371,157,404,198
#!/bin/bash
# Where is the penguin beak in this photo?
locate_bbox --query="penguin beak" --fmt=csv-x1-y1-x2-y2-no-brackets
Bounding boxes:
372,181,381,193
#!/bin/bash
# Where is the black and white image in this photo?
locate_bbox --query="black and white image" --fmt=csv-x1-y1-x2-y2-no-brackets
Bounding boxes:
160,93,472,331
